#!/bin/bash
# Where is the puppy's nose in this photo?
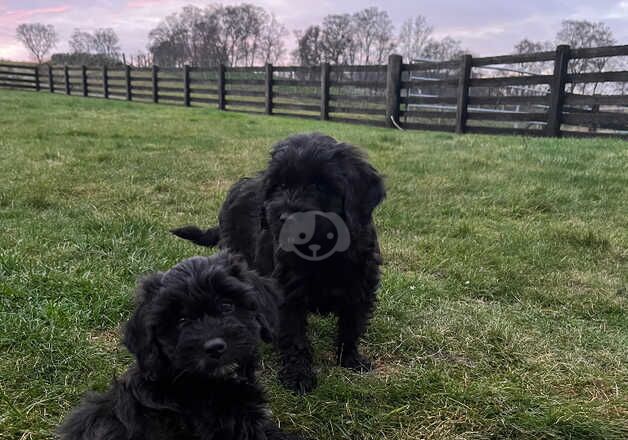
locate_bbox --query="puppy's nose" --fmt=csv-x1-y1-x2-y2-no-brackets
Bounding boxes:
204,338,227,358
308,244,321,253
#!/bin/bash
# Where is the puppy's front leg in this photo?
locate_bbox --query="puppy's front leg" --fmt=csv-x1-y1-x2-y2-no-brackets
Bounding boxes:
336,301,374,372
277,300,316,394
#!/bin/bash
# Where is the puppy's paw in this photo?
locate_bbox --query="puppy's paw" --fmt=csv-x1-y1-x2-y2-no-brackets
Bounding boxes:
339,351,373,373
278,365,317,394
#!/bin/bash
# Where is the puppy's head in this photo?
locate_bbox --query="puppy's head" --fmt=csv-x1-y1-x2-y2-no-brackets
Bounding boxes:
123,253,279,381
262,133,385,260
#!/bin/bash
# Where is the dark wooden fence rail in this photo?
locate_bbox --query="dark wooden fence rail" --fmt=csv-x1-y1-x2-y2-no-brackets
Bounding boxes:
1,43,627,139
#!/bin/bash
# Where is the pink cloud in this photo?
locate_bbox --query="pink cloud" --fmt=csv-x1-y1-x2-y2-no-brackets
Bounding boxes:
2,5,70,22
2,5,70,20
127,0,173,9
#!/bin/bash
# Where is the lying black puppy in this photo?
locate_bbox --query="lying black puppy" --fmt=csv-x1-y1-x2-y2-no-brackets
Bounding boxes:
58,252,300,440
172,133,385,394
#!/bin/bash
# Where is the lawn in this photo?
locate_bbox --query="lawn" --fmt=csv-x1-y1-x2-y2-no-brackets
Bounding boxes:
0,89,626,439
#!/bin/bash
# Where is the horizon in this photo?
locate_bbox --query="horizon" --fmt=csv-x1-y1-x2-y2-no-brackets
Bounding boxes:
1,0,627,63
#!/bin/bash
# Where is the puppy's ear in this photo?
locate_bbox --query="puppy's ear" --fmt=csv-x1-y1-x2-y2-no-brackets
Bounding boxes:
133,272,163,306
123,272,166,380
343,152,386,227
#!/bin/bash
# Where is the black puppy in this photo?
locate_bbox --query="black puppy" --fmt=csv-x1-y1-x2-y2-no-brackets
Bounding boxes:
58,252,300,440
172,133,385,393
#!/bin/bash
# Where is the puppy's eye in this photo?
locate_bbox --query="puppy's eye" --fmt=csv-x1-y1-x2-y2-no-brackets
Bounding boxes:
178,317,190,328
218,301,235,314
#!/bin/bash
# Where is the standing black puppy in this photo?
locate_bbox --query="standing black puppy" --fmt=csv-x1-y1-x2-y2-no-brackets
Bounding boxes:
172,133,385,394
58,253,300,440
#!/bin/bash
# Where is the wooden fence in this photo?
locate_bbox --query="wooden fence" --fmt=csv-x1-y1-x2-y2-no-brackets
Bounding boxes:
1,44,627,139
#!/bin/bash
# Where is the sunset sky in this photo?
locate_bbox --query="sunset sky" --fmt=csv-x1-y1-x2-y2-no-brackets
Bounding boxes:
1,0,627,62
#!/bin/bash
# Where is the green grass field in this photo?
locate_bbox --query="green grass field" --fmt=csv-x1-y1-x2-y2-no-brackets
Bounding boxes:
0,90,626,439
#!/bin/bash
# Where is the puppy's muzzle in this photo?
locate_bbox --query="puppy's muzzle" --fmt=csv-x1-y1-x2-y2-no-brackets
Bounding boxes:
204,338,227,359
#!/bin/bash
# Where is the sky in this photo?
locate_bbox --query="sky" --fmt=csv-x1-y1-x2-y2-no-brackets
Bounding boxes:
1,0,627,62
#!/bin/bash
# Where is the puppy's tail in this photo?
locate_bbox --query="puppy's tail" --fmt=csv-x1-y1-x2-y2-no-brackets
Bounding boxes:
171,225,220,247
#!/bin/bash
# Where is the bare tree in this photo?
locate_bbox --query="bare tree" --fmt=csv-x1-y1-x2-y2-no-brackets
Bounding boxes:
219,6,245,66
421,36,464,61
292,26,323,66
179,5,212,66
212,4,267,66
514,39,552,54
556,20,616,94
69,29,95,54
15,23,58,64
191,7,224,67
294,12,387,66
92,28,121,58
231,4,265,66
259,14,286,64
397,16,433,61
150,39,186,68
320,14,354,64
293,11,466,67
556,20,615,52
67,28,120,65
128,52,153,68
148,3,280,68
513,38,553,74
148,9,190,67
352,7,395,65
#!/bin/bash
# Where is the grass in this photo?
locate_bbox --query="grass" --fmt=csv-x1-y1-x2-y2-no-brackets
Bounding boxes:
0,89,626,439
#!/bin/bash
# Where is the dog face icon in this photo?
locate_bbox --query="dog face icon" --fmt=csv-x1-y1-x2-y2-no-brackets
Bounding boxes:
278,211,350,261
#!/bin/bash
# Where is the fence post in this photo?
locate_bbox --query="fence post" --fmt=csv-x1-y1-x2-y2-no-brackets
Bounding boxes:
48,64,54,93
64,65,70,95
103,65,109,99
547,44,570,137
320,62,330,121
34,66,40,91
264,63,273,115
218,64,226,111
455,54,473,134
385,54,403,128
183,64,191,107
81,65,88,97
152,65,159,103
125,65,132,101
589,103,600,133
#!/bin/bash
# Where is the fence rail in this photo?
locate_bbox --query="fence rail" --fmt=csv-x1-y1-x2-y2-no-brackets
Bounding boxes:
1,43,627,139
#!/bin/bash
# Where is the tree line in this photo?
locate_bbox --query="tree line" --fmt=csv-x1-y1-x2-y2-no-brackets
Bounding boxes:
147,4,285,68
146,5,466,67
293,12,466,66
13,4,625,74
512,20,621,94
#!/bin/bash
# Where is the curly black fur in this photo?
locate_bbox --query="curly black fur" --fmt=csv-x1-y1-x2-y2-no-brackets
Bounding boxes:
58,252,301,440
172,133,386,394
